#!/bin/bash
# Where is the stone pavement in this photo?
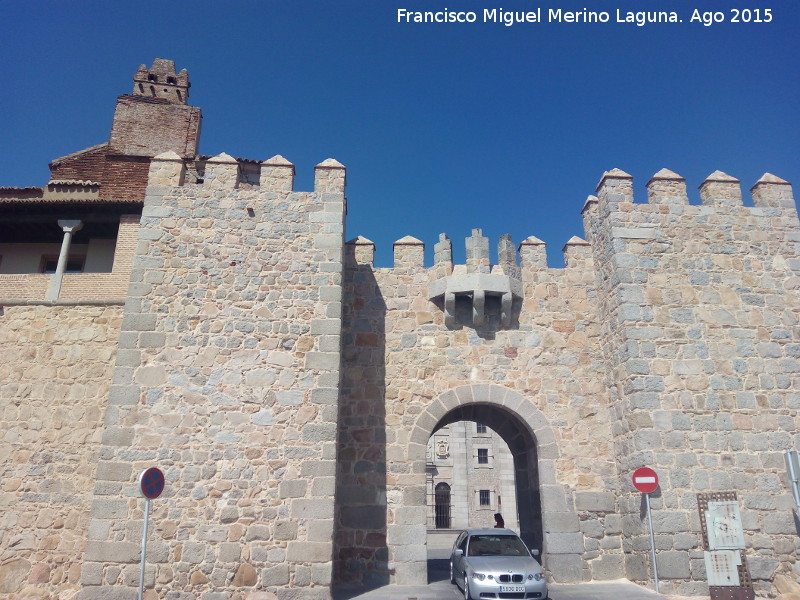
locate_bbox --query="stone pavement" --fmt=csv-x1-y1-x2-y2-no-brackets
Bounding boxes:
549,581,671,600
333,579,671,600
333,552,670,600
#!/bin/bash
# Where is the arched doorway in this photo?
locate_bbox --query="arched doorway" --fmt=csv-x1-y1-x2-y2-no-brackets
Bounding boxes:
387,384,572,586
432,404,543,552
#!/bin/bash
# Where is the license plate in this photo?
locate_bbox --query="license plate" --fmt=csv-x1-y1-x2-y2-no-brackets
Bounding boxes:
500,585,525,592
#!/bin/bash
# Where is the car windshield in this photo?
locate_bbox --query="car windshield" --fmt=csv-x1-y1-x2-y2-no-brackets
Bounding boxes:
467,535,530,557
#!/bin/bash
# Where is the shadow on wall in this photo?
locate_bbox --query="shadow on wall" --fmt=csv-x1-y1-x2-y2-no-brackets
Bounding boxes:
333,253,389,592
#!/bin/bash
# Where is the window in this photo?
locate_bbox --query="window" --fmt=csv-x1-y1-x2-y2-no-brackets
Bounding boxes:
477,448,489,464
40,255,84,274
468,534,529,557
479,489,491,506
476,422,487,434
435,482,451,529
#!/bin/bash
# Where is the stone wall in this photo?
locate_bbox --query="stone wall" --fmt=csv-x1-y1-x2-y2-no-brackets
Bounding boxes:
78,153,346,600
0,304,122,598
3,157,798,600
583,170,800,596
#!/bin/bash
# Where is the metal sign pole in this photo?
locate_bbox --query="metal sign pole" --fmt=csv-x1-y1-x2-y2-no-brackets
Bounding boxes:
785,451,800,513
646,492,659,593
138,497,151,600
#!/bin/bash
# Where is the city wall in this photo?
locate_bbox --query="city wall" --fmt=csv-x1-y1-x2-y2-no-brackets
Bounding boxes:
337,225,619,586
337,168,800,597
0,304,122,598
584,169,800,596
77,152,346,599
1,161,799,599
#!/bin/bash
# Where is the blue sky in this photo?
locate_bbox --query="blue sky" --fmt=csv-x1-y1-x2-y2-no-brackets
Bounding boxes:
1,1,798,266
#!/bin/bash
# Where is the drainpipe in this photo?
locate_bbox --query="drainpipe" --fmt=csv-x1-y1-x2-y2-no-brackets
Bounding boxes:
46,220,83,301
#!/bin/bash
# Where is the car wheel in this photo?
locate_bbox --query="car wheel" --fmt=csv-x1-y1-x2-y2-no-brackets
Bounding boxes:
449,562,455,584
463,579,472,600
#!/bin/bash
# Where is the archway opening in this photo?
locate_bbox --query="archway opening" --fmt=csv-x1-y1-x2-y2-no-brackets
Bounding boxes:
427,421,519,533
429,404,543,554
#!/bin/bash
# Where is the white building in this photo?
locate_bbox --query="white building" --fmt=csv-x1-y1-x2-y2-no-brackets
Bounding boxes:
426,421,519,533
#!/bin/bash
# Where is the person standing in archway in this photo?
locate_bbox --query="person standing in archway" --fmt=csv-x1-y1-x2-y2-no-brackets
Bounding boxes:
494,513,505,528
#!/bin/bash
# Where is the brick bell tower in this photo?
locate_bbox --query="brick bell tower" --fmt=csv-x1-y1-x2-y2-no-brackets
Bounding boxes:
49,58,203,200
132,57,191,103
108,58,202,158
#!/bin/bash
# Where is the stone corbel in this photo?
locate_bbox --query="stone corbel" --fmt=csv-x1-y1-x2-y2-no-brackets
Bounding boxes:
444,292,456,327
473,290,486,326
501,292,513,326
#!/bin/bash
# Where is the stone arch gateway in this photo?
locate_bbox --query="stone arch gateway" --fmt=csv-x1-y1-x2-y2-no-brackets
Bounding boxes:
391,384,577,585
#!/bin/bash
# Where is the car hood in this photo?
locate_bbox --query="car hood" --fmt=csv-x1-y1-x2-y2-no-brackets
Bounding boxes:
465,555,541,574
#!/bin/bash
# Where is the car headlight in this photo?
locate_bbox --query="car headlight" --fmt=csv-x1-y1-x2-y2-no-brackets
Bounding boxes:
471,572,486,581
528,572,545,581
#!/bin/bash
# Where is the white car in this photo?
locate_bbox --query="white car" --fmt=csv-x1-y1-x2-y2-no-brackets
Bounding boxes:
450,528,547,599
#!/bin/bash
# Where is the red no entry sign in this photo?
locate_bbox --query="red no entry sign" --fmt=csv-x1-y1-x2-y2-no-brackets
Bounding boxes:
138,467,165,499
632,467,659,493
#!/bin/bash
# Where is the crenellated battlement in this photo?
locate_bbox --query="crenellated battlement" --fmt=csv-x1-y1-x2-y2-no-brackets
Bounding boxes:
346,228,593,273
346,169,795,278
146,151,347,194
424,229,524,327
342,168,796,331
583,168,798,273
588,167,794,210
346,228,591,328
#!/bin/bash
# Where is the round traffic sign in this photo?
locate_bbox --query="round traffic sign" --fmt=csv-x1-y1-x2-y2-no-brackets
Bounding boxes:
632,467,659,493
138,467,165,499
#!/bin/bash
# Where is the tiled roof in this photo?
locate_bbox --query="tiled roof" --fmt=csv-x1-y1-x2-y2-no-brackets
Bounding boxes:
49,143,108,165
48,180,100,186
0,195,141,205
